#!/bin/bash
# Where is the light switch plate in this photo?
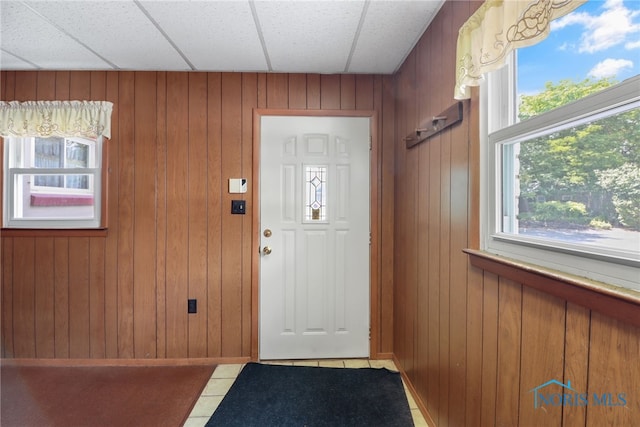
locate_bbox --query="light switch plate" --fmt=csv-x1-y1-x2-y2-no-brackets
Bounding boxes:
229,178,247,193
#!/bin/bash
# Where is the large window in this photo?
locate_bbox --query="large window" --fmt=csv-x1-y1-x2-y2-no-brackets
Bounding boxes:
3,135,104,228
482,1,640,290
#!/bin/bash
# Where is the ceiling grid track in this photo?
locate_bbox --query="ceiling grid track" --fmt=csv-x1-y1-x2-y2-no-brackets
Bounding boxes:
344,0,370,73
19,0,119,69
249,0,273,72
133,0,195,71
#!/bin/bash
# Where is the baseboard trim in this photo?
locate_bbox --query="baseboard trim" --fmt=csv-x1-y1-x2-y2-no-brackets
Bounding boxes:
1,357,251,367
393,354,437,427
371,352,394,360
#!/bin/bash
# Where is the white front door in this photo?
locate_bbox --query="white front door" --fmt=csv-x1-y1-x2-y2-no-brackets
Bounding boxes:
259,115,370,360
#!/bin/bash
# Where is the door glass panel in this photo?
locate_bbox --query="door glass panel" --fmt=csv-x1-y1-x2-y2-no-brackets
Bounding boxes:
304,165,327,222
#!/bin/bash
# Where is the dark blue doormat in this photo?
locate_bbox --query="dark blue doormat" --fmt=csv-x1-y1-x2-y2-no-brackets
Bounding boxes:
206,362,414,427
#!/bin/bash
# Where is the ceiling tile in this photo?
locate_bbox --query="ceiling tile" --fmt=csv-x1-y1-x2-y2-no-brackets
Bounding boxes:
0,0,443,74
0,49,38,70
255,0,365,73
139,0,268,71
23,0,190,70
0,1,112,69
348,0,444,74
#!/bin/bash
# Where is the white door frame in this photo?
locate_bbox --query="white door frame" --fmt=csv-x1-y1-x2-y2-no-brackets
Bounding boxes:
251,109,380,360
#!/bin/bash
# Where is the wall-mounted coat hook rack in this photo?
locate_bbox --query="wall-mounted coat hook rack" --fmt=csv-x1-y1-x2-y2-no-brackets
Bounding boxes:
404,101,463,148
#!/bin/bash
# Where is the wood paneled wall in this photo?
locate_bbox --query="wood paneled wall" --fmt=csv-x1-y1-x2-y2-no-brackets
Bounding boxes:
1,70,396,359
392,2,640,427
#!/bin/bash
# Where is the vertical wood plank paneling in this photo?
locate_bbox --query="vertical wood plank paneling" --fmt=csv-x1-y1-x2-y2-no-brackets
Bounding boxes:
414,29,431,395
266,74,288,109
14,71,37,101
480,271,499,427
404,51,418,380
89,237,106,358
355,75,374,110
36,71,56,100
288,74,307,109
9,67,38,359
12,239,36,357
165,72,189,358
241,73,257,356
207,73,223,357
187,72,208,358
34,238,55,358
392,69,407,370
587,313,640,427
563,303,590,427
307,74,321,109
69,71,91,100
3,67,388,362
89,71,107,359
256,73,267,109
90,71,107,102
340,75,355,109
220,73,243,356
68,237,90,358
369,78,381,357
103,71,120,358
68,68,94,358
320,74,341,109
53,237,69,358
379,75,395,353
1,238,14,357
117,71,135,358
465,264,484,427
447,2,469,425
427,141,442,423
495,278,522,427
0,71,16,101
395,50,414,375
416,120,430,400
55,71,70,101
518,288,565,425
155,71,168,358
133,71,158,358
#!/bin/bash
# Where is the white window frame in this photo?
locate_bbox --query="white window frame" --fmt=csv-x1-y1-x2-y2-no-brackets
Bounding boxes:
3,135,103,229
480,54,640,291
30,136,96,195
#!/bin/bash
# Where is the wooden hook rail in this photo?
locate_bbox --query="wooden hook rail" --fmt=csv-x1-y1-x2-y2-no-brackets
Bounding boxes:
404,101,463,148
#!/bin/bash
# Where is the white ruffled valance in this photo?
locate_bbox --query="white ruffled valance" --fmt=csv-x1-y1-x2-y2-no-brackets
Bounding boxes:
454,0,586,100
0,100,113,139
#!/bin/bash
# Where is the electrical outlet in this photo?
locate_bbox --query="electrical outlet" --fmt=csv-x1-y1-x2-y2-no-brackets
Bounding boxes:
187,299,197,314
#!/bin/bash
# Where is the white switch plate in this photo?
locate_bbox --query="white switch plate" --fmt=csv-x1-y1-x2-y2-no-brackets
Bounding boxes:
229,178,247,193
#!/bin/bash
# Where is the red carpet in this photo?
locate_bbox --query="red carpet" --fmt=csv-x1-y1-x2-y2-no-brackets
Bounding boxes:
1,363,215,427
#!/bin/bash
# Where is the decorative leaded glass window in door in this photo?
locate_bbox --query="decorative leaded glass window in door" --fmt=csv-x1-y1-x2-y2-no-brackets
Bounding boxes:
304,165,327,222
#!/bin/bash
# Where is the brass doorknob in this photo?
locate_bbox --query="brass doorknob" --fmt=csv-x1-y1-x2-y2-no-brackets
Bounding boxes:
262,246,272,255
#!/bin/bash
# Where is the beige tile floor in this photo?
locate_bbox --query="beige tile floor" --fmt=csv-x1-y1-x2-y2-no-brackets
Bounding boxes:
183,359,428,427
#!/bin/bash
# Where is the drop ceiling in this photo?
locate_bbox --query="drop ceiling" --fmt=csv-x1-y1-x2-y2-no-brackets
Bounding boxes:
0,0,444,74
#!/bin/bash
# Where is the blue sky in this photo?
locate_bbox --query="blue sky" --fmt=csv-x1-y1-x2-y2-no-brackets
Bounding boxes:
517,0,640,96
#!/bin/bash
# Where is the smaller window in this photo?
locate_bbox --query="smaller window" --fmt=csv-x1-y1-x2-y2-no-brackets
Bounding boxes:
3,136,104,229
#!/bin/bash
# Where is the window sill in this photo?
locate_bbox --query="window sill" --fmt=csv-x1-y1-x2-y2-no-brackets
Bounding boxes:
1,228,107,237
464,248,640,328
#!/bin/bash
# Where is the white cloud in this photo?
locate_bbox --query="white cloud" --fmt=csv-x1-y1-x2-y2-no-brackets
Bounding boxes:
626,39,640,49
588,58,634,78
553,0,640,53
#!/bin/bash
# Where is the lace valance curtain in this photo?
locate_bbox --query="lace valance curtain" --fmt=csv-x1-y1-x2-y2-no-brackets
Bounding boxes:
454,0,586,100
0,100,113,139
